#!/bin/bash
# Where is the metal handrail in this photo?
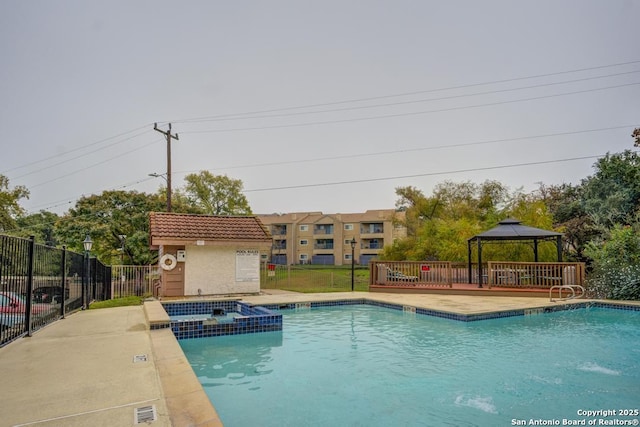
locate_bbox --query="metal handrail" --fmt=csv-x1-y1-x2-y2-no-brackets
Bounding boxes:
549,284,585,302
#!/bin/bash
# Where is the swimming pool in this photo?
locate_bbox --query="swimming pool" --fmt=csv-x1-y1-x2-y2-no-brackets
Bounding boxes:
179,304,640,426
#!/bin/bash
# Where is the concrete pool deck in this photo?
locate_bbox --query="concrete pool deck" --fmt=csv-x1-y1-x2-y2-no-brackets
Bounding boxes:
1,291,638,426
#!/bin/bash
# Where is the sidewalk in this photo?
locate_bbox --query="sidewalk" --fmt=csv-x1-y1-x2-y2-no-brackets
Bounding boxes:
0,306,172,427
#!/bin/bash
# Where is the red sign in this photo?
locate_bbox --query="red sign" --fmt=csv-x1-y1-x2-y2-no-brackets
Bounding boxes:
421,264,430,272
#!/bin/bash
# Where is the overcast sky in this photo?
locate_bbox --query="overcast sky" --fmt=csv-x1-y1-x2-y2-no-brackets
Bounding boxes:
1,1,639,216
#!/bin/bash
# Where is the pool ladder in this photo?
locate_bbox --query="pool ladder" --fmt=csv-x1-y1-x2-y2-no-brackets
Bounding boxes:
549,284,585,302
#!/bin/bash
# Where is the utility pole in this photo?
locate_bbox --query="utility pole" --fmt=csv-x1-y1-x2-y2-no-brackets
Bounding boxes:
153,123,179,212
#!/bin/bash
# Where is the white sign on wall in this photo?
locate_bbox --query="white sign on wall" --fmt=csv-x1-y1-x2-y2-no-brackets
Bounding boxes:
236,249,260,282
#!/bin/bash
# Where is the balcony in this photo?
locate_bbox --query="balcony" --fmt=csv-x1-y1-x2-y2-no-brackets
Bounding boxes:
361,238,383,250
314,225,334,235
273,240,287,250
271,225,287,236
314,239,334,250
360,223,383,235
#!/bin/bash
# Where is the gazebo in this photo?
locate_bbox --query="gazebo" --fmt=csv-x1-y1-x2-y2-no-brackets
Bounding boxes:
467,218,563,287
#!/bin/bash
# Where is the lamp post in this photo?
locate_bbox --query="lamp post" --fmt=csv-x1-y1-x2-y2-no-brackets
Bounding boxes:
82,234,93,309
350,237,356,292
149,172,170,212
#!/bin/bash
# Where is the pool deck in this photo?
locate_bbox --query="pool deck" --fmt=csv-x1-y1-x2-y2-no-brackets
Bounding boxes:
1,291,638,426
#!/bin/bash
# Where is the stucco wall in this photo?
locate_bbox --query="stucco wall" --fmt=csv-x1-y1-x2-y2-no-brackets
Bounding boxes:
183,245,261,295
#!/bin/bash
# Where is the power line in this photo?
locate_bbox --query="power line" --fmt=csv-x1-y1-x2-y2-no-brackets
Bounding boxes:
26,176,160,212
177,125,637,173
1,125,152,175
182,82,640,134
24,123,637,213
172,70,640,125
167,59,640,124
11,129,153,180
243,154,615,193
7,61,639,179
28,139,163,189
7,60,639,179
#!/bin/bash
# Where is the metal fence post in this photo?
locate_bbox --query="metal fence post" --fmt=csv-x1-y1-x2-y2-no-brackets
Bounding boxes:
91,258,96,302
61,246,67,319
25,236,35,337
82,252,88,309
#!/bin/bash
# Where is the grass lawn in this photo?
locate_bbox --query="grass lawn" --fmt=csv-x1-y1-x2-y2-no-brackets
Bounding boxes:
89,295,144,309
261,265,370,293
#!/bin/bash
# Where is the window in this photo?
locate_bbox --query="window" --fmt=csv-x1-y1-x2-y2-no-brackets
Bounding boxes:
344,239,352,245
299,254,308,261
300,239,308,246
344,224,354,231
344,253,353,260
300,224,309,232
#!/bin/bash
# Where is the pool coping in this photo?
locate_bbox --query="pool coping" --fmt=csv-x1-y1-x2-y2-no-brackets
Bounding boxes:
144,294,640,426
256,298,640,321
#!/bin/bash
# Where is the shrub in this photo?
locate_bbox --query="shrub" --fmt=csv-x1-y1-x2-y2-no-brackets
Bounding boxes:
584,225,640,300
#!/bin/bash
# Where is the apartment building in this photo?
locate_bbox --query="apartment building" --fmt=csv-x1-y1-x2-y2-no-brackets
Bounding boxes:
257,209,406,266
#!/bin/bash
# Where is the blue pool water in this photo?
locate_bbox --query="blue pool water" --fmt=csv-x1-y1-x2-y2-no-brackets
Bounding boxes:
179,305,640,426
171,312,242,323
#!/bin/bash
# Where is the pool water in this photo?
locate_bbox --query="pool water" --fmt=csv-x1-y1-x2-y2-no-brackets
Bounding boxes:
171,312,242,323
179,305,640,426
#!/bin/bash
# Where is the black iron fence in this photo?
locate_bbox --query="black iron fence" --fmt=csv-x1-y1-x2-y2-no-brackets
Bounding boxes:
0,234,111,347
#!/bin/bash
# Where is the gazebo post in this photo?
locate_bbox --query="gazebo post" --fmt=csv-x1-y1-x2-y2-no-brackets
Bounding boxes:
477,239,483,288
467,240,473,284
556,235,562,262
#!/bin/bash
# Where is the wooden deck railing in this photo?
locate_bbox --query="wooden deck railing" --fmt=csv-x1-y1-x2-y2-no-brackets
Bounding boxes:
370,260,586,290
485,261,585,289
370,261,453,288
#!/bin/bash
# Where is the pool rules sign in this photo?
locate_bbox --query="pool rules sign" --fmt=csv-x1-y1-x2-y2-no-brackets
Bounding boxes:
235,249,260,282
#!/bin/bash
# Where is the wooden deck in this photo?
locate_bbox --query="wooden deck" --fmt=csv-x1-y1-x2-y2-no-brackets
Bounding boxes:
369,260,587,298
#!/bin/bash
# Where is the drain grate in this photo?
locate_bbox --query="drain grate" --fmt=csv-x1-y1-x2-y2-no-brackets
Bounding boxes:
133,354,148,363
135,405,157,424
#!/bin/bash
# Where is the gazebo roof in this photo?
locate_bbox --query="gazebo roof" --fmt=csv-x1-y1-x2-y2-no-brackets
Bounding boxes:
468,218,562,241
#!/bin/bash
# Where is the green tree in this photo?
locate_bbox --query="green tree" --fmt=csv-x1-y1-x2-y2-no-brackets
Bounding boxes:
54,190,164,264
581,150,640,230
14,210,60,245
0,174,29,232
152,186,205,215
535,183,595,261
382,180,557,262
181,171,252,215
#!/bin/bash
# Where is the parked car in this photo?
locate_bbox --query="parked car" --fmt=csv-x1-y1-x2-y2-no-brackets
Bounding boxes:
33,286,69,304
0,291,52,330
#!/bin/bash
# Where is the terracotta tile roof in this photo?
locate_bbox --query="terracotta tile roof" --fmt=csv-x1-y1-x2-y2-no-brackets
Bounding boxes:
149,212,272,242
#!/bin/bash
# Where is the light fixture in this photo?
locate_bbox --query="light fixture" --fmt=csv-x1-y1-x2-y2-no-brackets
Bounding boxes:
83,234,93,252
148,172,167,181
